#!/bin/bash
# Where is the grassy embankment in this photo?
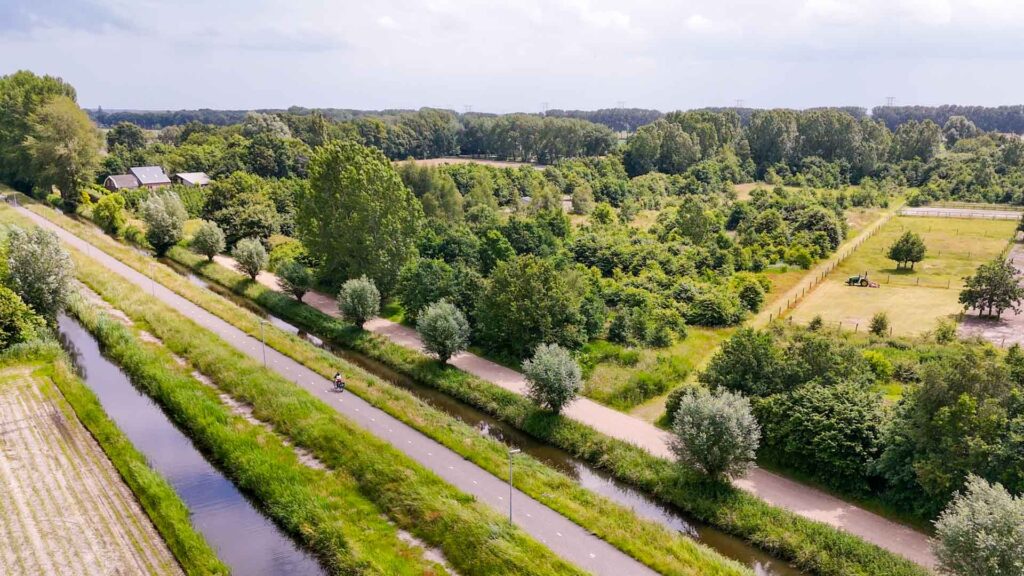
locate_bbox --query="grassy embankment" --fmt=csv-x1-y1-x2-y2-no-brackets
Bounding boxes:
789,215,1018,335
11,198,929,576
0,342,228,576
66,296,450,576
5,198,754,576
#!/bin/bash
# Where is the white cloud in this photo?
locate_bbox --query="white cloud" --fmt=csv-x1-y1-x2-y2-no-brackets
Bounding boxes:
684,14,715,32
377,15,399,29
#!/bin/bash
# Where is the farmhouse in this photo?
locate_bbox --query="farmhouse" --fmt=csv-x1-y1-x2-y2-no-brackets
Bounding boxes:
103,174,139,192
173,172,210,186
103,166,172,192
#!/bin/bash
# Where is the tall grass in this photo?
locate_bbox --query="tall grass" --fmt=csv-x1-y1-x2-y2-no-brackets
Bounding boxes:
65,253,586,576
10,345,229,576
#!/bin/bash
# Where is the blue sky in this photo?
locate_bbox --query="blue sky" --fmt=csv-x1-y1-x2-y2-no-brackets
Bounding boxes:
2,0,1023,112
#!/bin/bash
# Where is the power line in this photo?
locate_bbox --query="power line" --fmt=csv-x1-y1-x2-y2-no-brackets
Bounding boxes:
616,100,626,109
885,96,896,106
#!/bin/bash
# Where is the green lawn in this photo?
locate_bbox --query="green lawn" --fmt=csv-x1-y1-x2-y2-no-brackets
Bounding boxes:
789,216,1018,336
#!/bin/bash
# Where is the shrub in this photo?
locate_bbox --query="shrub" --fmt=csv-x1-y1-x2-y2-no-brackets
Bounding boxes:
139,189,187,256
123,225,147,247
663,382,702,424
869,312,890,336
862,350,894,382
891,360,920,383
0,285,43,349
231,238,267,280
190,220,226,261
808,315,824,331
416,300,470,364
685,289,744,327
267,237,307,272
754,384,885,494
337,276,380,328
933,319,957,344
522,343,581,414
784,246,813,269
277,260,312,302
669,388,760,481
933,475,1024,576
93,193,127,235
6,226,74,320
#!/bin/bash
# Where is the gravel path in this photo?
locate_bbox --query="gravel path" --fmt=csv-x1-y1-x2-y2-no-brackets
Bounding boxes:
0,367,183,576
18,206,657,576
214,251,938,569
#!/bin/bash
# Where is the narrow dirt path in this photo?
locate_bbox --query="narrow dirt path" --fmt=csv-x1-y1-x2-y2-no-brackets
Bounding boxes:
17,205,658,576
216,247,937,569
0,367,182,576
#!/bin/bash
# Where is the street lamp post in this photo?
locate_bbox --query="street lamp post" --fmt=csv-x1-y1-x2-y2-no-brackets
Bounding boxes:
508,448,521,523
259,320,267,366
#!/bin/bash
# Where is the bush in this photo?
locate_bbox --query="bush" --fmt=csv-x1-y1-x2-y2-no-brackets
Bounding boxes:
933,319,957,344
139,189,187,256
522,343,581,414
933,475,1024,576
862,350,894,382
869,312,890,336
784,246,813,269
277,260,312,302
808,315,824,331
892,360,920,383
669,388,760,481
685,289,745,327
93,193,127,236
0,285,43,349
755,384,885,494
190,220,226,261
231,238,267,280
663,382,702,424
267,237,307,272
6,226,74,320
337,276,380,328
416,300,470,364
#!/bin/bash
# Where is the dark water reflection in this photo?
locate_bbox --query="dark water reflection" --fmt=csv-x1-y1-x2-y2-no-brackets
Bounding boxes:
57,315,325,576
161,259,801,575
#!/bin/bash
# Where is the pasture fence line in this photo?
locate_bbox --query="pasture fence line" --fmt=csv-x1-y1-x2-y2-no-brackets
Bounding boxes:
899,208,1022,221
931,201,1024,213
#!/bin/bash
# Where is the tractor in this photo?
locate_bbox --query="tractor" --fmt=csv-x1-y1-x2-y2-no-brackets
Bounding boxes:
846,272,879,288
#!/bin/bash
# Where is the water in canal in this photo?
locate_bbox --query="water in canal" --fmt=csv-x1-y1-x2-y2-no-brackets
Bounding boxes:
57,315,325,576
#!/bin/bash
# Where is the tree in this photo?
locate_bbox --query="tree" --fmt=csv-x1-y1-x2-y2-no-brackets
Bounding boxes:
869,312,890,336
887,231,927,270
942,116,981,147
522,343,581,414
190,220,226,261
0,71,77,192
0,285,44,349
92,193,126,235
669,388,760,481
478,229,515,273
296,140,422,294
202,172,280,246
139,189,187,256
754,383,885,493
106,121,146,151
933,475,1024,576
959,258,1024,318
232,238,267,280
417,300,470,363
338,276,380,328
475,256,592,358
277,260,312,302
700,328,786,396
396,258,454,321
23,96,100,206
6,226,73,320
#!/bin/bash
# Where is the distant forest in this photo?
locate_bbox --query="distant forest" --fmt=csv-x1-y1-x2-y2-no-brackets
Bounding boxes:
91,104,1024,137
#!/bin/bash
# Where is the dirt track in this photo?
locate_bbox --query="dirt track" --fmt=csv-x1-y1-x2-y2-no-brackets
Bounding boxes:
0,367,182,576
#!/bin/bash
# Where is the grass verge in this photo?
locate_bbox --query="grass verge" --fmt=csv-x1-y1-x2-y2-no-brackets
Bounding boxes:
11,198,930,576
0,343,228,576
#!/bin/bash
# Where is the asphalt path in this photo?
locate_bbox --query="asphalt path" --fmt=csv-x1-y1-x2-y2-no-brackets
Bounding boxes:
16,205,658,576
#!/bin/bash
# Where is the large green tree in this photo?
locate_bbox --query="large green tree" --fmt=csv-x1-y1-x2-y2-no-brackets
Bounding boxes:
202,172,280,246
23,96,100,206
0,71,77,191
959,258,1024,318
887,231,927,270
296,140,422,293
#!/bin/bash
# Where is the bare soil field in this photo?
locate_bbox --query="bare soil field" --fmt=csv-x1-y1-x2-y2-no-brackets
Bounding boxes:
0,366,182,576
394,156,546,170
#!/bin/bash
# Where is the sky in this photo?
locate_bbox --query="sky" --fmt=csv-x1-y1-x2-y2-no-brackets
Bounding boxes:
3,0,1024,113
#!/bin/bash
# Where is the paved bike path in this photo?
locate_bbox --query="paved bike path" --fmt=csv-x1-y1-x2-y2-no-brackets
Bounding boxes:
215,252,937,569
18,206,657,576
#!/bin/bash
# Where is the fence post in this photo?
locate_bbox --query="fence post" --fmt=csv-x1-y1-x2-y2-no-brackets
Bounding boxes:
854,323,858,333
